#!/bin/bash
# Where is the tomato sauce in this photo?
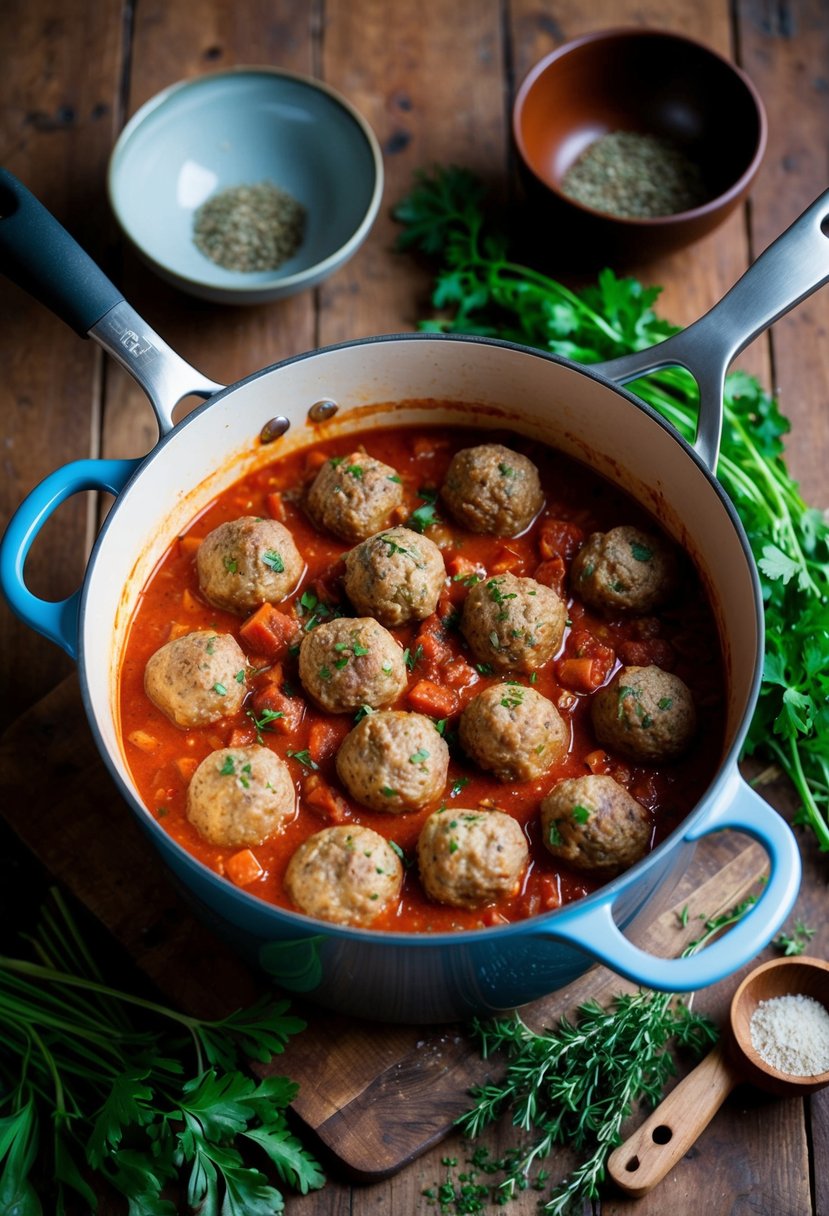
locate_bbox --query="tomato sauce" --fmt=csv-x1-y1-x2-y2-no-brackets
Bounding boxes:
118,424,726,932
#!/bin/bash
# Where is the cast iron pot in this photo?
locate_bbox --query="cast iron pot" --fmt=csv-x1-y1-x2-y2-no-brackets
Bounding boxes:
1,169,823,1022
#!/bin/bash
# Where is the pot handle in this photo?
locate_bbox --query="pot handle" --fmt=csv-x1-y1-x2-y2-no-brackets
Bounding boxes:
0,169,224,436
592,190,829,471
536,770,801,992
0,457,141,659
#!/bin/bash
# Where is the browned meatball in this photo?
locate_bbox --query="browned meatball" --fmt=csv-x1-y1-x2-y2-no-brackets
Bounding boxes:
540,775,651,877
144,630,247,728
459,683,568,782
343,527,446,626
305,451,404,543
571,525,677,616
461,574,566,672
284,824,403,926
440,443,544,536
336,710,449,812
196,516,304,614
298,617,408,713
417,807,529,909
186,745,295,846
591,665,697,763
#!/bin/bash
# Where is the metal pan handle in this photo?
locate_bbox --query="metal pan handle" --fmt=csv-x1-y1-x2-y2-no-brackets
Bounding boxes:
593,191,829,471
0,169,224,436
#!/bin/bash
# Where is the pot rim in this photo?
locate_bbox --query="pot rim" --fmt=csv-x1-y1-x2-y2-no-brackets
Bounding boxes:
77,330,765,949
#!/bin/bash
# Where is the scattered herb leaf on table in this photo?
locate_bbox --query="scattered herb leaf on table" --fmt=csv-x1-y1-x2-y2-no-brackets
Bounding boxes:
394,166,829,852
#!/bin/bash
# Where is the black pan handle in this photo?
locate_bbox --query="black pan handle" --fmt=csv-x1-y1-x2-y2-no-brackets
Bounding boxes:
0,168,224,434
0,167,123,336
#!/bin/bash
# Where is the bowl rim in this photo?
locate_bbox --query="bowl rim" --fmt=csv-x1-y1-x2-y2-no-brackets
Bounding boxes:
512,26,768,228
106,65,385,296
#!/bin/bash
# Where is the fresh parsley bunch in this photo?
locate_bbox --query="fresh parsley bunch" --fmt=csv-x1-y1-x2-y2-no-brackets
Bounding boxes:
0,890,324,1214
395,166,829,851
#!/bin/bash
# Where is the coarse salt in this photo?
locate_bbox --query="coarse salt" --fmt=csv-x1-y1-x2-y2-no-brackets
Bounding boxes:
749,993,829,1077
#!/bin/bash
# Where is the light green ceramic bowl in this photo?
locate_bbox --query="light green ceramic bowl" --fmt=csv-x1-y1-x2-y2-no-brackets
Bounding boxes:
108,68,384,304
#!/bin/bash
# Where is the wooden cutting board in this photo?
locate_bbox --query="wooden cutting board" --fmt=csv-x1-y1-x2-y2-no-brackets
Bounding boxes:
0,676,770,1179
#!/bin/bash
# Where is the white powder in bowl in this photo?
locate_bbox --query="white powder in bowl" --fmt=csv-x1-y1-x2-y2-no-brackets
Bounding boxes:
749,993,829,1076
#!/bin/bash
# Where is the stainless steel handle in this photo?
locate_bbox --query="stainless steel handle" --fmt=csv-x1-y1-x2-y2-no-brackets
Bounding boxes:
594,191,829,470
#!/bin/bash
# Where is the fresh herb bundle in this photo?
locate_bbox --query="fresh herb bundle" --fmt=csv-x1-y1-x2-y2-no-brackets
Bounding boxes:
394,166,829,852
423,900,753,1214
0,889,324,1214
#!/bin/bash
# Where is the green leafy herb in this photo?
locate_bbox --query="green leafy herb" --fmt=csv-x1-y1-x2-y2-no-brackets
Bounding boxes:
213,681,227,696
262,549,285,573
296,589,343,632
246,706,284,743
287,749,318,770
395,165,829,852
407,487,442,533
773,918,817,956
410,747,431,765
451,897,754,1213
0,890,323,1215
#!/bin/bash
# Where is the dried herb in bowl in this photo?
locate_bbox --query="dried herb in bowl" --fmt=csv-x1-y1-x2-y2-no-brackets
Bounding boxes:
560,130,709,218
193,180,306,273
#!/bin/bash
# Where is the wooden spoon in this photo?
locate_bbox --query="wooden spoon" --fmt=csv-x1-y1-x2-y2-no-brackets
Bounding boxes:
607,956,829,1197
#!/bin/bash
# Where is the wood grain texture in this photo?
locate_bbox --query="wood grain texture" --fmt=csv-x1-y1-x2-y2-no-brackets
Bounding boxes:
2,0,829,1212
0,0,124,731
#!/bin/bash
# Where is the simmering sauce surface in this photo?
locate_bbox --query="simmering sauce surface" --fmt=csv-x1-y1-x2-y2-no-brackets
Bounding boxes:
119,424,726,932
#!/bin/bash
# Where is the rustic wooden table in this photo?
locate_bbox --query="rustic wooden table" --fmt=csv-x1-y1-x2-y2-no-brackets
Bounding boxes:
2,2,828,1213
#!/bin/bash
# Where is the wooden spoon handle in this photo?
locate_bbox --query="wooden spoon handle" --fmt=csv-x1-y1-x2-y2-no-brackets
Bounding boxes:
607,1042,741,1197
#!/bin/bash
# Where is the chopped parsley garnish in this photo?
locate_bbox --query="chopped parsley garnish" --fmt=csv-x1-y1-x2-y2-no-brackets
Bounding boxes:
404,644,424,671
219,755,236,776
409,747,430,765
381,786,398,798
407,486,442,533
630,542,653,562
548,822,564,847
450,777,470,797
287,749,318,770
205,636,217,655
223,557,238,574
246,706,284,742
212,682,227,696
262,549,285,572
476,662,494,676
235,669,245,683
346,464,364,478
572,804,591,823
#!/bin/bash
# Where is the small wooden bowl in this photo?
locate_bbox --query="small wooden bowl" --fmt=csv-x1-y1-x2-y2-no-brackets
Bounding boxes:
730,955,829,1096
512,28,767,265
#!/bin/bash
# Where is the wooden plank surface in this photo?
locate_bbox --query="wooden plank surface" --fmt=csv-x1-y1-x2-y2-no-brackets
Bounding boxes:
2,1,828,1213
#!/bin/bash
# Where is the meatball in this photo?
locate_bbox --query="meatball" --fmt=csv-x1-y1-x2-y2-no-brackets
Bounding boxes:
298,616,408,713
186,745,295,847
284,824,403,926
459,683,568,782
336,710,449,812
417,807,528,910
196,516,303,614
440,443,544,536
144,630,247,728
571,525,677,616
461,574,566,672
343,527,446,626
591,665,697,763
305,451,404,543
540,775,651,877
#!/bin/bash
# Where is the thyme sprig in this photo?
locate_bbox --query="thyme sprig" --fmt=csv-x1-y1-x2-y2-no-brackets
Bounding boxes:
447,898,755,1213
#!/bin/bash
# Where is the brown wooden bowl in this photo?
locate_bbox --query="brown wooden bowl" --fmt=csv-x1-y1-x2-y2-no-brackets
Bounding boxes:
512,28,767,266
729,955,829,1096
